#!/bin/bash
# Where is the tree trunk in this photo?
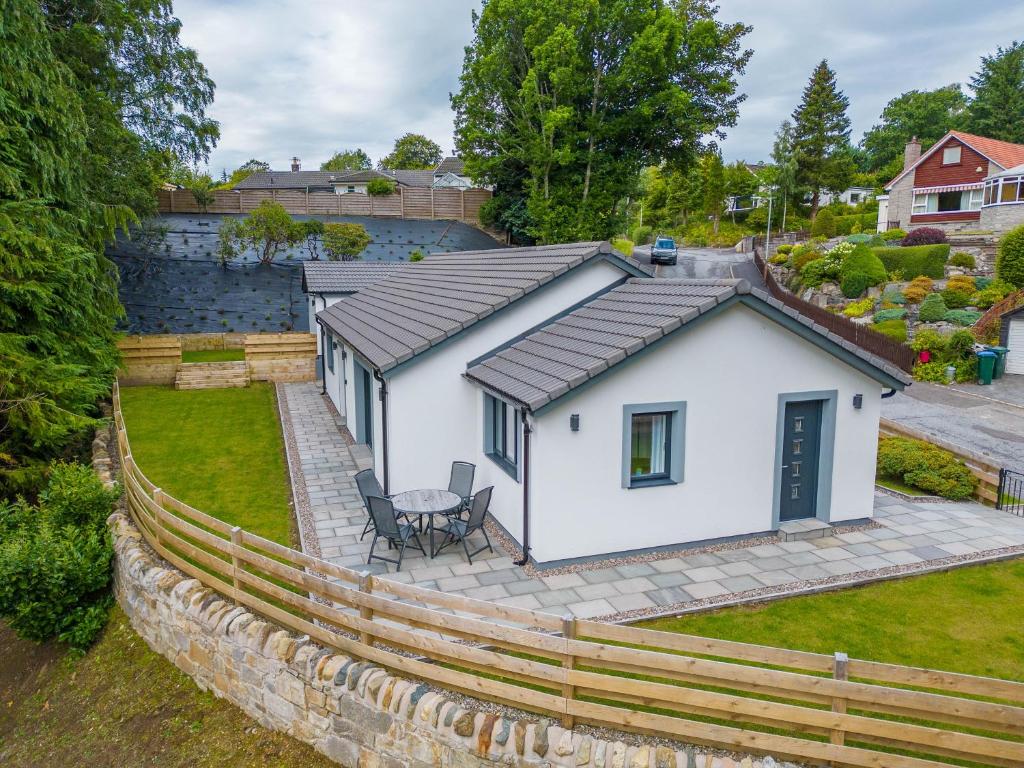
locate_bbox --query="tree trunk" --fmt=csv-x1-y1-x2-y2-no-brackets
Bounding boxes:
810,189,820,220
581,67,602,202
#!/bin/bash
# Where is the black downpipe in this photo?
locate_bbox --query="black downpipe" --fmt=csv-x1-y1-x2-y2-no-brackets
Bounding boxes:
373,369,390,494
881,388,897,399
317,318,327,395
514,410,532,566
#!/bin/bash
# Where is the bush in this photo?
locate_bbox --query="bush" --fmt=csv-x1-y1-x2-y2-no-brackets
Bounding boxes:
997,223,1024,287
940,288,973,309
946,274,976,291
876,437,977,499
873,244,949,279
842,297,875,317
366,178,396,195
918,292,948,322
0,462,119,652
776,244,793,255
972,278,1015,308
948,252,976,269
943,309,983,326
409,249,425,262
874,319,907,342
845,233,883,246
792,246,822,271
810,209,836,238
901,227,947,246
769,253,789,265
611,237,634,256
873,308,906,323
834,212,877,236
838,243,887,298
632,225,653,245
881,288,906,304
881,228,906,241
903,285,927,303
322,222,371,261
799,258,830,287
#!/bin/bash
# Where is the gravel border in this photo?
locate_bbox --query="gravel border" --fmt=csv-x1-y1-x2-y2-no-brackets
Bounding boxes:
873,484,946,504
275,383,321,559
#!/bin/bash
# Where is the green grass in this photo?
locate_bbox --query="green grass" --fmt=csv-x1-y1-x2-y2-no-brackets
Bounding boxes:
875,474,933,497
181,348,245,363
639,559,1024,682
118,384,294,546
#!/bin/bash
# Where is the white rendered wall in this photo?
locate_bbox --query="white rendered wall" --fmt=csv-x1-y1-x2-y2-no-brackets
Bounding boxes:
311,293,346,355
320,332,346,418
524,302,885,563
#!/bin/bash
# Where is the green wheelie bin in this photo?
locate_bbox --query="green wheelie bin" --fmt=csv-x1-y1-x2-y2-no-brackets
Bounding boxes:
977,350,996,385
987,346,1009,379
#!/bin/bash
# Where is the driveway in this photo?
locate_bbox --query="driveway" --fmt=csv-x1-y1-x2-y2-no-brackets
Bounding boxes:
633,245,766,287
882,379,1024,473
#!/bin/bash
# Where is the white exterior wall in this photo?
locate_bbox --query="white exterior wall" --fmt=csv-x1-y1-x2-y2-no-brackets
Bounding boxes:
522,303,885,563
310,293,347,355
320,331,346,418
334,184,369,195
382,259,628,524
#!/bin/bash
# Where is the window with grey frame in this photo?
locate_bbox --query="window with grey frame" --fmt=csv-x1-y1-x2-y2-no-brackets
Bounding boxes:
630,411,671,484
326,333,335,373
484,394,518,478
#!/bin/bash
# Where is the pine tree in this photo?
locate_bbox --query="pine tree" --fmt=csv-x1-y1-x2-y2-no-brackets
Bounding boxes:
966,42,1024,143
771,120,798,232
791,60,853,218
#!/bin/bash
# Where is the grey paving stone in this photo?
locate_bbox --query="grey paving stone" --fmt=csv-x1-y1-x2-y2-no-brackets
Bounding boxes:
579,568,626,584
567,598,616,618
719,575,761,593
504,579,549,596
785,564,830,580
535,588,583,607
477,568,525,586
614,576,658,594
911,545,954,561
614,562,657,578
645,586,693,606
648,571,693,588
682,565,728,583
607,592,657,612
575,582,623,600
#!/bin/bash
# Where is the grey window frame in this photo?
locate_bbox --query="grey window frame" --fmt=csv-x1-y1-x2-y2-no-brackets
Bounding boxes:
484,393,520,480
326,333,335,374
621,401,686,489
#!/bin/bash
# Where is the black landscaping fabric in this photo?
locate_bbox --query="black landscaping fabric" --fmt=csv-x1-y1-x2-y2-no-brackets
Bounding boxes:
109,214,503,334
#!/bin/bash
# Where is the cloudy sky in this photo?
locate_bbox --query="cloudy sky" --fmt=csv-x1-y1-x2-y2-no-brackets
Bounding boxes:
176,0,1024,175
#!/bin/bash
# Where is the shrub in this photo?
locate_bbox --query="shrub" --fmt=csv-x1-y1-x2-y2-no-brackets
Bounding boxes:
873,244,949,279
842,297,875,317
800,258,831,287
833,212,877,236
948,252,976,269
997,223,1024,287
0,462,119,652
901,227,947,246
943,309,983,326
909,275,934,290
769,253,789,265
940,288,973,309
881,228,906,241
409,249,425,262
903,285,927,303
611,237,634,256
776,244,793,255
792,246,822,271
876,437,977,499
972,278,1014,308
810,208,836,238
874,319,907,342
881,288,906,304
873,308,906,323
845,233,883,247
838,243,887,298
322,222,371,261
910,327,947,354
918,292,948,322
946,274,976,291
366,178,396,195
632,225,653,245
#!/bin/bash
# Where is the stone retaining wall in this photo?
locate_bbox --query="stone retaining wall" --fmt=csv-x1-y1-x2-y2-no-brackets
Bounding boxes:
96,428,788,768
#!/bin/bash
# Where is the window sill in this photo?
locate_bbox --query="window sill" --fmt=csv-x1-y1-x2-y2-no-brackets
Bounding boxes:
628,476,676,489
486,452,519,481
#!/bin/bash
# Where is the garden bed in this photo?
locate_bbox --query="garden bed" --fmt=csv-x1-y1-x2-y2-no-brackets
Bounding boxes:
181,348,245,363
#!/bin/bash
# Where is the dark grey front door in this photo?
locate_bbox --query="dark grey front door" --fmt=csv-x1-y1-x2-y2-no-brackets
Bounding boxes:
779,400,822,522
354,361,373,448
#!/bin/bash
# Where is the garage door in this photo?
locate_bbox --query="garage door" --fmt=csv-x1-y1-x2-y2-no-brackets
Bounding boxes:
1008,318,1024,375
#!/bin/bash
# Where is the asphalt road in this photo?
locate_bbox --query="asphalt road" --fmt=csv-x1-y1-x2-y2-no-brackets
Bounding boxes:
632,245,766,287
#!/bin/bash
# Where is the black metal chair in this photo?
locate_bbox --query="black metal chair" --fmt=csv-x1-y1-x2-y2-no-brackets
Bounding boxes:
366,495,425,571
354,468,389,540
437,486,494,564
447,461,476,516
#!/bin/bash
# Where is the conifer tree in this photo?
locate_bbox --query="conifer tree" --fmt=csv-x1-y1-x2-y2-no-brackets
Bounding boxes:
966,41,1024,143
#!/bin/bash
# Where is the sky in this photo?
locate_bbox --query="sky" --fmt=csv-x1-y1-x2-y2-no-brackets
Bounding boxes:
175,0,1024,175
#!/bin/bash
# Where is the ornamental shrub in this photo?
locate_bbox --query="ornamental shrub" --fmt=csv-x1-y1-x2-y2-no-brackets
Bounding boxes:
972,278,1015,308
792,246,822,271
876,437,977,499
366,178,396,195
903,285,928,303
631,225,653,245
948,252,976,269
769,253,789,265
881,288,906,304
800,258,832,287
918,292,948,322
873,308,907,323
946,274,976,291
901,227,947,246
0,462,119,652
872,244,949,279
842,297,875,317
322,222,371,261
881,228,906,241
810,209,836,238
873,318,907,342
996,223,1024,287
776,244,793,255
838,244,887,298
940,288,973,309
943,309,983,326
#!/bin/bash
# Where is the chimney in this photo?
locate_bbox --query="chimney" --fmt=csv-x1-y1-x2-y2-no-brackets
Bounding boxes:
290,156,301,172
903,137,921,170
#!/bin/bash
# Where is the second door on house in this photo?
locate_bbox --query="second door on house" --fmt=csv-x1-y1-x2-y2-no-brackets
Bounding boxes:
779,399,822,521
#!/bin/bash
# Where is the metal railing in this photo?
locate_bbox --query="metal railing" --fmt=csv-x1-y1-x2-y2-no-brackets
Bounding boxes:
997,469,1024,516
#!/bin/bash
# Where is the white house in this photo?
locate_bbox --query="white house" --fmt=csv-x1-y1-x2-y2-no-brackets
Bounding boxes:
316,243,910,565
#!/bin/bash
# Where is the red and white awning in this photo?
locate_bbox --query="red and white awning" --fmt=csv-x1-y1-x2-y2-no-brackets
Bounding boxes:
912,182,983,194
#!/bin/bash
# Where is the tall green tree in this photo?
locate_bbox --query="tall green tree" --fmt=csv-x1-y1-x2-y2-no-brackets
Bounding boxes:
452,0,751,243
965,41,1024,143
321,149,373,171
220,158,270,188
771,119,799,231
724,160,757,222
791,60,854,219
860,86,966,171
701,151,726,233
379,133,443,170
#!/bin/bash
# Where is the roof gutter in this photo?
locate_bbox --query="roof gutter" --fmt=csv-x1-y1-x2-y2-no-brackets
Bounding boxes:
372,368,390,494
514,408,532,567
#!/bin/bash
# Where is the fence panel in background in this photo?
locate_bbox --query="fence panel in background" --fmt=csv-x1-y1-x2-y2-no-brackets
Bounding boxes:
243,332,317,382
117,335,182,385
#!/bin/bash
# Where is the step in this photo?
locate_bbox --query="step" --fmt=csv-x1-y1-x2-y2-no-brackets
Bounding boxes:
777,518,833,542
174,360,251,390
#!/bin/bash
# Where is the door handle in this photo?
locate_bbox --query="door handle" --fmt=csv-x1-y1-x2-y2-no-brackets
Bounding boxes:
780,465,789,469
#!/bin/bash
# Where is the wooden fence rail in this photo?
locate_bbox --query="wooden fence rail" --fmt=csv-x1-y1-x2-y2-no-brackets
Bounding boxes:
110,381,1024,768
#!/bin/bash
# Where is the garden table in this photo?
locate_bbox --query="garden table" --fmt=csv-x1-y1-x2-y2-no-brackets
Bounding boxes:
389,489,462,558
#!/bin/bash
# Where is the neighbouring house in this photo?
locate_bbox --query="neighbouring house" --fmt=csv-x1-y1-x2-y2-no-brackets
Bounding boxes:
881,131,1024,234
315,242,909,565
234,157,482,194
814,187,875,207
431,157,474,189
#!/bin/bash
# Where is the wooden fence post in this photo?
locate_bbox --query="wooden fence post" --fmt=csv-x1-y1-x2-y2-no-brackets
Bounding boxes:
400,187,405,218
151,486,164,545
359,571,375,648
561,614,576,729
461,190,466,221
831,651,849,750
430,188,435,220
230,526,242,601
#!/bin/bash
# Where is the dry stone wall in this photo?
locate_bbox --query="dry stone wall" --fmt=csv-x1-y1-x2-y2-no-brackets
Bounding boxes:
97,431,790,768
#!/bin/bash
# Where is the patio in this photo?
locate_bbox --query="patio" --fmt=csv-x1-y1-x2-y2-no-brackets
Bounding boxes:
279,381,1024,621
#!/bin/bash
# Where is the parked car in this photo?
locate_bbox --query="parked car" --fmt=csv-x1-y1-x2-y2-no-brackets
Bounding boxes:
650,235,678,265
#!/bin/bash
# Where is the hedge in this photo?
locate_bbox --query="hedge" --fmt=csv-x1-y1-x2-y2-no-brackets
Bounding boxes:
876,437,977,499
833,212,877,235
872,243,949,279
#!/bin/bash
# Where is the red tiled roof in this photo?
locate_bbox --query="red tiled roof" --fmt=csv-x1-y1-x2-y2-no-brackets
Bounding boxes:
948,131,1024,169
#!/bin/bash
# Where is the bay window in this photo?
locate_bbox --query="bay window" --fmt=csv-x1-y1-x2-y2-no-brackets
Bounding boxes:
912,188,982,214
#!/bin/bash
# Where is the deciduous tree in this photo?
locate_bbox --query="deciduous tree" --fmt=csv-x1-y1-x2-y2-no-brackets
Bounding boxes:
379,134,442,170
860,86,966,171
322,223,371,261
321,149,373,171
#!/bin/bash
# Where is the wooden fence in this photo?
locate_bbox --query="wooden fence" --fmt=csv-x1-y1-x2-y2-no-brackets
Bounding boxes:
753,248,917,374
879,417,1001,505
156,188,492,224
110,380,1024,768
244,333,317,382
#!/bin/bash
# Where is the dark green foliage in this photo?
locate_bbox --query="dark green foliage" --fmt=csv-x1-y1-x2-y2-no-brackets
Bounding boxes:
860,86,967,170
949,252,976,269
838,244,887,298
366,178,396,196
972,278,1015,308
632,226,653,245
0,462,119,651
321,149,372,171
322,223,371,261
297,219,324,260
997,223,1024,287
872,308,906,323
379,133,442,170
810,208,836,237
940,288,973,308
218,201,299,265
873,244,949,279
792,60,854,215
918,292,949,322
834,213,878,236
965,41,1024,144
876,437,977,500
873,319,907,342
791,246,821,271
943,309,983,326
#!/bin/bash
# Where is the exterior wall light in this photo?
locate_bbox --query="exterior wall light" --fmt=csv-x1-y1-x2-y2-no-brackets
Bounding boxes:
852,394,863,409
570,414,580,432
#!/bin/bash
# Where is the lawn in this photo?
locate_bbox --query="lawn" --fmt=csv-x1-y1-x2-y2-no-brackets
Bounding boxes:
0,610,336,768
181,348,246,363
875,474,933,496
118,384,295,546
639,558,1024,682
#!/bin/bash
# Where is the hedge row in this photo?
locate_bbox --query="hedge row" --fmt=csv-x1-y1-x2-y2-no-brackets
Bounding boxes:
872,243,950,279
834,212,877,236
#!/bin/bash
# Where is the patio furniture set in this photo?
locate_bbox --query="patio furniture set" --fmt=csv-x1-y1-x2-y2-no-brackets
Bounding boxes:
355,461,494,571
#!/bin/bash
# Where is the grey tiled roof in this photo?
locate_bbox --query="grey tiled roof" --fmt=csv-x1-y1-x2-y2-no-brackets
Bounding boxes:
302,261,407,294
385,169,435,187
331,169,394,184
317,241,652,372
435,157,466,175
466,279,911,411
234,171,340,190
